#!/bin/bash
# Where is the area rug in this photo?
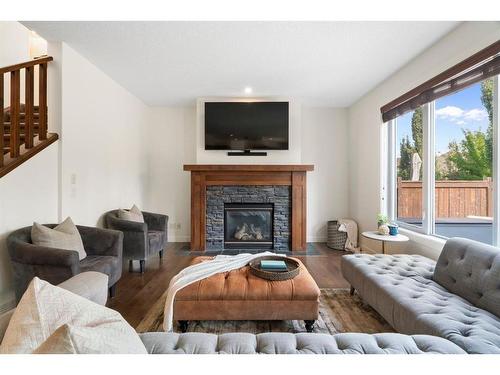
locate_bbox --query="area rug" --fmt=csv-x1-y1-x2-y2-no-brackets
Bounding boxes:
135,288,395,334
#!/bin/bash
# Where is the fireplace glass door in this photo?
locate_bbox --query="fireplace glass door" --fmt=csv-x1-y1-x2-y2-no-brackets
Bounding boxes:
224,203,274,249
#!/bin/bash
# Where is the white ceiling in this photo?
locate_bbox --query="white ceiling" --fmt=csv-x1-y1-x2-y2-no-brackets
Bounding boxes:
23,21,459,107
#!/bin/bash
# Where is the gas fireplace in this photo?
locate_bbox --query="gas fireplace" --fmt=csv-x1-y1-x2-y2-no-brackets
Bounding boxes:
224,203,274,249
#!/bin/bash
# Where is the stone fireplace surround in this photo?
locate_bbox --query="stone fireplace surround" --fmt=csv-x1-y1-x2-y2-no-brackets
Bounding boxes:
184,164,314,251
206,185,291,251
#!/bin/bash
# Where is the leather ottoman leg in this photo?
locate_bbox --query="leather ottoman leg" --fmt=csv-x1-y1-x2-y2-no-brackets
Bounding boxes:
304,320,315,332
179,320,189,333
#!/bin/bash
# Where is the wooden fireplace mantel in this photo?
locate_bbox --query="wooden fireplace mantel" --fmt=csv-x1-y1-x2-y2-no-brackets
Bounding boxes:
184,164,315,172
184,164,314,251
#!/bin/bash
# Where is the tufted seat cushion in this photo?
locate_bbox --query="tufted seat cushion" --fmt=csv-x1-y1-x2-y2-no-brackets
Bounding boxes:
139,332,465,354
341,250,500,354
174,256,320,321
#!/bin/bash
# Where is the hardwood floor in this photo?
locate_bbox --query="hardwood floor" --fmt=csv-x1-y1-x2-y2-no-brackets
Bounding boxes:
107,242,351,328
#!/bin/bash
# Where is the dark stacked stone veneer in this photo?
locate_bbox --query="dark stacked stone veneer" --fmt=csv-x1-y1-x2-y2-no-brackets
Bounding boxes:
206,185,291,251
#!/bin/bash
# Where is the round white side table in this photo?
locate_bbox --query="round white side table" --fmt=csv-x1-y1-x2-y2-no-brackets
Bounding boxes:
361,231,409,254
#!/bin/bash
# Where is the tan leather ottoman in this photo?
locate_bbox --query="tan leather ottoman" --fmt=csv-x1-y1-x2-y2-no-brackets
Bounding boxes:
173,256,321,332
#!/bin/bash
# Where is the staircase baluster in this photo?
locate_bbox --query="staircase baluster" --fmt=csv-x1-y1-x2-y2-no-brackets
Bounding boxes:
10,69,20,158
25,66,34,149
38,63,47,140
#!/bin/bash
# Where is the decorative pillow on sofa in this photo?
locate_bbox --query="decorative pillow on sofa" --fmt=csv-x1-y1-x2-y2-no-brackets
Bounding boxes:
0,278,147,354
118,204,144,223
31,217,87,261
33,323,147,354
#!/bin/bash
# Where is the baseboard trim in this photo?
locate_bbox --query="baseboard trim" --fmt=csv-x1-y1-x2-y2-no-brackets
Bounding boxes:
169,235,191,242
307,236,327,243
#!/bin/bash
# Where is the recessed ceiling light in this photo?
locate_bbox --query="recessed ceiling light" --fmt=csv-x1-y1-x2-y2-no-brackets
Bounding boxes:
244,87,253,94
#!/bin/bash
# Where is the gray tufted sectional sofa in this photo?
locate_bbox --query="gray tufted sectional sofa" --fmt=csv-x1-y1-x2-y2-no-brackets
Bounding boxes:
341,237,500,354
0,273,465,354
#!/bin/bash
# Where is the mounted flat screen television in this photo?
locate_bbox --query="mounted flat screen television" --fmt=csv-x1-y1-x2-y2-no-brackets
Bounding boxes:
204,101,289,151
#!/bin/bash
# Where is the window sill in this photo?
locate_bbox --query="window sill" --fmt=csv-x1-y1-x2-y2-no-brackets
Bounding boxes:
398,228,446,259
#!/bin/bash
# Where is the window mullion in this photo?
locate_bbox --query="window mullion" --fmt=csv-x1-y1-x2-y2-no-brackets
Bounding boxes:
422,102,435,235
493,76,499,246
387,119,397,222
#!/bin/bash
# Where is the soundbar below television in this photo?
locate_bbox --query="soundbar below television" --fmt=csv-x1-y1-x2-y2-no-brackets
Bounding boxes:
204,101,289,151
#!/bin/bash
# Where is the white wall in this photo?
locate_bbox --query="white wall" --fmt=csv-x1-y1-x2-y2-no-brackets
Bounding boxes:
0,144,59,312
59,43,150,226
144,107,196,241
348,22,500,259
302,107,349,241
145,104,348,243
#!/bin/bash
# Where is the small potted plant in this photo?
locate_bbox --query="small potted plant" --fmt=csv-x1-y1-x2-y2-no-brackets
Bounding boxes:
377,213,390,235
377,213,388,227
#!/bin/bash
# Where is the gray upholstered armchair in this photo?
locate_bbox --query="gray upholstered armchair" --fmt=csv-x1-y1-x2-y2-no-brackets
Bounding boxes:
7,225,123,302
105,210,168,273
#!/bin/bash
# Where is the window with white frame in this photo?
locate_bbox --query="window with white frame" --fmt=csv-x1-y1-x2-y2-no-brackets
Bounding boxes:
384,48,499,245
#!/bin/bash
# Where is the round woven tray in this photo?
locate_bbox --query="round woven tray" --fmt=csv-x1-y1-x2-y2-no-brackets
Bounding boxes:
249,256,300,281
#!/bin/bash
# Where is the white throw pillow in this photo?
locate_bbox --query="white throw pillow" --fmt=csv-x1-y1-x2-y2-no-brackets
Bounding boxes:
118,204,144,223
31,217,87,261
32,324,76,354
34,323,147,354
0,278,147,354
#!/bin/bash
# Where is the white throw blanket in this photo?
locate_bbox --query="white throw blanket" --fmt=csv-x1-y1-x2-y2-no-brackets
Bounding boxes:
338,218,360,252
163,251,283,332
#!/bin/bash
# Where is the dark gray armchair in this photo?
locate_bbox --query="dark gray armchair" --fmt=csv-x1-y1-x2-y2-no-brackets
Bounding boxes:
7,225,123,302
105,210,168,273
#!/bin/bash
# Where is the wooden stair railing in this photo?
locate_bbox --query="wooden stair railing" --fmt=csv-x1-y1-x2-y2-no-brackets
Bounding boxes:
0,56,58,178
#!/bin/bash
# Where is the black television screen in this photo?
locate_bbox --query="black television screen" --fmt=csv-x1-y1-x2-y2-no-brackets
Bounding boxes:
204,101,289,150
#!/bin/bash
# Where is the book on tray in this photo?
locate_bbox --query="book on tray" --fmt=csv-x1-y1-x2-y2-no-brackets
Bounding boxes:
260,260,287,272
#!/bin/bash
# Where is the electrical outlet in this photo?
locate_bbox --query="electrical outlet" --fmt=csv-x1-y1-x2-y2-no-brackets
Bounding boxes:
169,223,182,231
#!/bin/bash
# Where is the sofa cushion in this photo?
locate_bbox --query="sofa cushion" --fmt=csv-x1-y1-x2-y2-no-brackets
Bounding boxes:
34,323,147,354
80,255,121,286
434,237,500,318
341,253,500,354
0,277,146,354
31,217,86,261
139,332,465,354
57,271,109,306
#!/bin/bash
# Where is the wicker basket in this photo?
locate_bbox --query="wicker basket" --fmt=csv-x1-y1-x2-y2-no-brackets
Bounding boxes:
249,256,300,281
327,220,347,250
